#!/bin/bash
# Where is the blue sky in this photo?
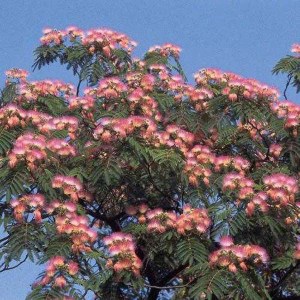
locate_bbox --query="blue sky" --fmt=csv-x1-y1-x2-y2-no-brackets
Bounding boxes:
0,1,300,299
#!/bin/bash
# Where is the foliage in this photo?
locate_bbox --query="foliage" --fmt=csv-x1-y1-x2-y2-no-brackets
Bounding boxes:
0,27,299,299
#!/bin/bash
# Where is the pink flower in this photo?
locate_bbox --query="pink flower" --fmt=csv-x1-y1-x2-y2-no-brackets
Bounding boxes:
68,262,79,275
219,236,234,247
54,276,67,288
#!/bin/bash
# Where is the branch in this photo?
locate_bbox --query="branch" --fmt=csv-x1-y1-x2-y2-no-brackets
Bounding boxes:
158,264,188,286
270,261,300,298
147,264,188,300
144,280,191,290
79,200,122,231
76,78,83,96
283,74,292,100
276,297,300,300
0,254,28,273
143,159,170,199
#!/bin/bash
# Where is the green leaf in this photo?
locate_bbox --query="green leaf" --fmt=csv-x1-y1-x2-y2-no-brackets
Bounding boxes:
176,237,208,265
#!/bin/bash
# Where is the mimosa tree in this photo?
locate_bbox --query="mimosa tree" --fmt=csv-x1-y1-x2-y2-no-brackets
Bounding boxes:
0,27,299,299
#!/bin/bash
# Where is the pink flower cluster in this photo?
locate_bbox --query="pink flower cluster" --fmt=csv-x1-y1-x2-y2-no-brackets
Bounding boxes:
38,116,79,139
47,139,76,156
151,126,194,153
194,68,279,102
214,155,250,173
8,133,47,169
209,236,269,273
176,205,211,235
167,125,195,144
46,200,77,215
147,65,214,109
222,172,299,218
52,175,92,202
149,64,170,81
10,194,45,223
125,203,149,219
40,26,85,45
5,68,29,82
56,213,97,253
263,173,298,206
155,125,195,153
0,104,27,128
184,159,212,186
269,144,283,158
47,200,97,253
127,204,211,236
103,232,142,276
0,104,79,139
291,43,300,55
10,193,96,254
40,28,67,45
183,145,215,186
65,26,84,40
93,116,157,142
8,133,76,170
223,173,254,197
82,28,137,55
236,119,264,141
40,27,137,55
166,75,189,101
271,101,300,135
18,80,75,102
184,146,253,187
148,43,181,58
148,70,199,104
187,87,214,111
145,208,177,233
39,256,79,288
294,242,300,259
126,72,155,92
128,88,162,121
86,77,127,99
245,192,269,216
189,145,215,164
146,66,211,109
68,96,95,111
241,173,299,217
84,73,160,119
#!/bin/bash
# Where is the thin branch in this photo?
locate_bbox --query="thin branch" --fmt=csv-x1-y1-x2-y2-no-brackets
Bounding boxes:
284,74,292,100
270,261,300,297
79,289,89,300
0,254,28,273
147,264,188,300
79,200,122,231
143,159,170,199
0,235,9,243
76,78,83,96
144,280,192,290
158,264,188,286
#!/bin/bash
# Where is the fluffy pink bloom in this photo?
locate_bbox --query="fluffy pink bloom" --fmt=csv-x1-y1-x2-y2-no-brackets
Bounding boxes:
219,236,234,247
103,232,142,275
209,239,269,272
54,276,67,288
291,43,300,54
148,43,181,58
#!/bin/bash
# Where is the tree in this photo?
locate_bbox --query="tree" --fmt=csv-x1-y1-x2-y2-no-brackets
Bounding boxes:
0,26,299,300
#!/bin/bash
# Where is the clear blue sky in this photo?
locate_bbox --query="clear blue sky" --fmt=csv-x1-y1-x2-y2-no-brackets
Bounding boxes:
1,1,300,299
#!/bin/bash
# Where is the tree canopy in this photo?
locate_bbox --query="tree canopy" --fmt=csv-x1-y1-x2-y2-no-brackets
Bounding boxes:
0,26,300,299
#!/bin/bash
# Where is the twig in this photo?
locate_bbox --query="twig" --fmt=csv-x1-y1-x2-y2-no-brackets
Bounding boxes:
76,78,83,96
284,74,292,100
270,261,300,297
0,254,28,272
144,280,192,290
